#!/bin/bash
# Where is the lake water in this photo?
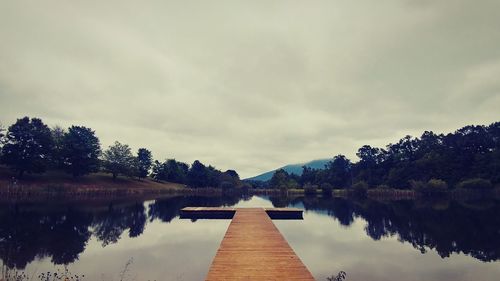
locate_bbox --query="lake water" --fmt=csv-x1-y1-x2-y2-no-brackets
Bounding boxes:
1,195,499,281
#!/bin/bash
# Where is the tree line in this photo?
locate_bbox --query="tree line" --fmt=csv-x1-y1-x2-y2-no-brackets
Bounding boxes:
0,116,241,188
268,122,500,192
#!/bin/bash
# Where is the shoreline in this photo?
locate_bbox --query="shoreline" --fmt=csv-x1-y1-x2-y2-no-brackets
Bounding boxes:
1,183,499,203
1,168,498,203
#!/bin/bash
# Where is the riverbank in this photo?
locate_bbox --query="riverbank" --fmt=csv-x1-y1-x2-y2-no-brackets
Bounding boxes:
0,166,200,202
2,166,499,202
251,187,500,201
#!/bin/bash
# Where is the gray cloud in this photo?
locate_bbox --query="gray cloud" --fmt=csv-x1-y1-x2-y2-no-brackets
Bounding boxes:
1,0,499,177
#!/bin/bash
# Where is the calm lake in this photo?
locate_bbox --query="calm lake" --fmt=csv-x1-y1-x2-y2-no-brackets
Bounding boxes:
1,195,499,281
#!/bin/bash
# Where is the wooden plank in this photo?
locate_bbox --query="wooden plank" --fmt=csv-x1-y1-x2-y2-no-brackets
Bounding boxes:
180,207,303,220
205,208,314,281
180,207,302,212
265,208,304,220
180,207,236,219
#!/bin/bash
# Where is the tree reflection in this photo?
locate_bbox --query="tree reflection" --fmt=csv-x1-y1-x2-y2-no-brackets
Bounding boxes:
283,196,500,262
0,195,243,270
147,195,240,223
92,203,147,246
0,205,92,269
1,194,499,272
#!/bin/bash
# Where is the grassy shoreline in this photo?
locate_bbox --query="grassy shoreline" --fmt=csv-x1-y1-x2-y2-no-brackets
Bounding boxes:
0,166,222,202
2,167,499,202
252,187,500,200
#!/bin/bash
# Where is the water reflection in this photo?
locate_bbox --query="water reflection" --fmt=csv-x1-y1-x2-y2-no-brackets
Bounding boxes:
0,195,499,280
0,194,243,272
0,204,92,268
277,196,500,262
148,195,243,223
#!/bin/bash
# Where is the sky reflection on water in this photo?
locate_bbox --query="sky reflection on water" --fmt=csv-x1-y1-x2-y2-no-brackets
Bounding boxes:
1,195,499,281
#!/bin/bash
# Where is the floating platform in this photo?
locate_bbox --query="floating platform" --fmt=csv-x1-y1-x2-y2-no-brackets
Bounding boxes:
180,207,314,280
180,207,304,220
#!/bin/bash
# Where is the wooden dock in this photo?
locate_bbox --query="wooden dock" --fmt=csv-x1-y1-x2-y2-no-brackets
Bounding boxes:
180,207,315,280
180,207,304,220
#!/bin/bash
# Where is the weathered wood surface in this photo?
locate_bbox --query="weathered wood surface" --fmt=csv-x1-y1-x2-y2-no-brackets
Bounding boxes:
180,207,236,219
180,207,303,220
204,208,314,281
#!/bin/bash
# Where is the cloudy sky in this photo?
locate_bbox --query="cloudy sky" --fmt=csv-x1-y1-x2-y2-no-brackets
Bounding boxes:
1,0,499,178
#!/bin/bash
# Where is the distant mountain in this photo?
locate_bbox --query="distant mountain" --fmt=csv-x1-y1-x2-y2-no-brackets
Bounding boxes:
245,159,330,182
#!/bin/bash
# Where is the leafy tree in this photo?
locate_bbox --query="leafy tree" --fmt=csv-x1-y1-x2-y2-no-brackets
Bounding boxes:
50,125,66,169
262,122,500,190
1,117,53,178
151,160,167,181
219,169,241,189
357,145,384,166
102,141,135,179
387,135,419,162
136,148,153,179
0,122,5,157
489,122,500,148
270,169,290,189
206,165,223,187
151,159,189,183
169,159,189,183
300,166,317,185
355,145,385,185
225,169,240,180
326,155,352,188
61,126,101,177
188,160,208,188
0,122,5,144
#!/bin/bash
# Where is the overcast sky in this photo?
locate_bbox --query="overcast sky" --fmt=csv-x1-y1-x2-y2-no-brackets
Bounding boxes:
1,0,499,178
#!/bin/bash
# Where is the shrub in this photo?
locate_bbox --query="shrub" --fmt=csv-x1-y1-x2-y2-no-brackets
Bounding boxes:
351,181,368,197
352,181,369,189
287,179,300,189
240,182,252,190
457,178,493,190
409,180,426,191
411,179,448,195
219,181,234,190
327,271,346,281
304,184,318,195
321,183,333,197
426,179,448,191
376,184,390,190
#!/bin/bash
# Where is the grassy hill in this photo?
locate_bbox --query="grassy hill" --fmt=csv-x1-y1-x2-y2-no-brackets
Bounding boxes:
0,165,185,193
